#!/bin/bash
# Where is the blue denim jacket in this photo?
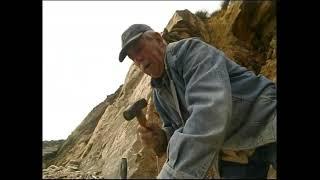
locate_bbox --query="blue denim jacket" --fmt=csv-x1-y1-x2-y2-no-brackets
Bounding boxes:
151,38,276,179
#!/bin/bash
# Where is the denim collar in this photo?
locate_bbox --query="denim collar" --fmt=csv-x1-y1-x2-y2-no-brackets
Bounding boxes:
150,71,169,89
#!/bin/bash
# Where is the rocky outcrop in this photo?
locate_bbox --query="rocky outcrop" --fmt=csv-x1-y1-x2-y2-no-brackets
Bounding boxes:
162,9,210,44
43,1,276,179
43,140,65,168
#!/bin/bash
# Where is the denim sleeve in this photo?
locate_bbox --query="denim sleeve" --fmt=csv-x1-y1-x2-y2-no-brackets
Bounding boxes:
158,39,233,178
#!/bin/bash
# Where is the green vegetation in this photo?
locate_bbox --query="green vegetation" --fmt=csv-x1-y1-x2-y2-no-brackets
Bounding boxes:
195,10,209,20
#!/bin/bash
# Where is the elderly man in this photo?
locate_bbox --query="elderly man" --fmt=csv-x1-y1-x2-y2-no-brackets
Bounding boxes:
118,24,276,179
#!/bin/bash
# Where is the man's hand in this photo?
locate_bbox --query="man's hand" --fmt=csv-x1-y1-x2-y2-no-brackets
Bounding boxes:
137,123,167,157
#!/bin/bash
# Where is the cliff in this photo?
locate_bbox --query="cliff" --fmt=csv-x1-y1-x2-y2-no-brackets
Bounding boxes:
43,139,65,168
43,1,277,178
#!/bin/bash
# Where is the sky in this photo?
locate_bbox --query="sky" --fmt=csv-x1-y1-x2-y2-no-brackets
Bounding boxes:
43,1,223,141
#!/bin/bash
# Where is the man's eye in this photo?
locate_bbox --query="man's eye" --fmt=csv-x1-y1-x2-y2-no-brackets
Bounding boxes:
135,46,142,53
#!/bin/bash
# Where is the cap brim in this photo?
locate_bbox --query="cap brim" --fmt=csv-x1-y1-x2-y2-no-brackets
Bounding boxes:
119,32,144,62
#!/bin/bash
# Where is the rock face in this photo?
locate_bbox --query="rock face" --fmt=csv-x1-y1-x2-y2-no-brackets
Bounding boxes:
163,1,276,81
43,1,276,179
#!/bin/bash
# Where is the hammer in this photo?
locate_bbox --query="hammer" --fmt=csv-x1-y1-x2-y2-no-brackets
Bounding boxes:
123,98,148,128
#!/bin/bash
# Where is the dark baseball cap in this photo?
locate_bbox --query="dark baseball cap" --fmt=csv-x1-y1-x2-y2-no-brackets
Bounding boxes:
119,24,153,62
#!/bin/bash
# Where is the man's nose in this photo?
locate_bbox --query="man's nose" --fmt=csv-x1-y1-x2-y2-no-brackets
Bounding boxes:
134,55,143,64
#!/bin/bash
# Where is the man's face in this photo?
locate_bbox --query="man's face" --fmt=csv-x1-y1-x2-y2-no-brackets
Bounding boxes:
127,33,165,78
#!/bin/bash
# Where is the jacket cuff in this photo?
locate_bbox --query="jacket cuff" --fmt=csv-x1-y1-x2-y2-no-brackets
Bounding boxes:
161,127,173,143
157,163,197,179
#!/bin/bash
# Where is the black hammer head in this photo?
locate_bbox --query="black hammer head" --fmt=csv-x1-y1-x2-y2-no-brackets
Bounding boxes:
123,98,147,121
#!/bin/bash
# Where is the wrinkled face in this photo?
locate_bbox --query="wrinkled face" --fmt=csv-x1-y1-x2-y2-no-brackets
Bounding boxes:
127,32,165,78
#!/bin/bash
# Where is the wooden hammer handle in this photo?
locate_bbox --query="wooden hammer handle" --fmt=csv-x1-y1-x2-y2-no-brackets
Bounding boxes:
120,158,127,179
136,111,147,128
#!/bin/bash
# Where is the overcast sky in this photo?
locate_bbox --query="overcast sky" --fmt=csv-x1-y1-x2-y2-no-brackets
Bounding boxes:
43,1,222,141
